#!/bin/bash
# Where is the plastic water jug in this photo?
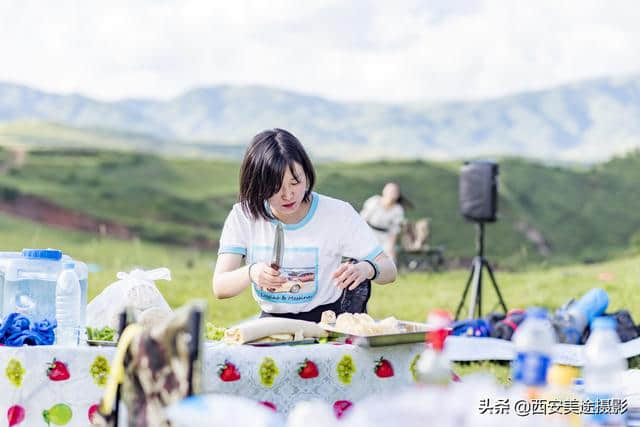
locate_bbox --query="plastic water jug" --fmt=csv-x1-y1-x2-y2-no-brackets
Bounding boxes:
0,251,23,319
2,249,88,325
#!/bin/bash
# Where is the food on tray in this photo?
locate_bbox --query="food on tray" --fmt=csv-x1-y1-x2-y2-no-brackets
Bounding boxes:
320,310,337,324
321,311,401,336
223,317,327,345
86,326,117,342
206,323,227,341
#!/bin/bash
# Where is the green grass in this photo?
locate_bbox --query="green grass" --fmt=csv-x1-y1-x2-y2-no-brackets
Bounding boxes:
2,146,640,267
3,212,640,384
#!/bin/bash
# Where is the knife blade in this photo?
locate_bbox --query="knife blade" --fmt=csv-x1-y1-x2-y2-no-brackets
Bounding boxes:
270,222,284,270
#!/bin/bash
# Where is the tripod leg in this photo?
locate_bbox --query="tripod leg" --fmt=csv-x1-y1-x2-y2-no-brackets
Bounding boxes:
483,259,508,313
455,261,476,320
467,256,482,320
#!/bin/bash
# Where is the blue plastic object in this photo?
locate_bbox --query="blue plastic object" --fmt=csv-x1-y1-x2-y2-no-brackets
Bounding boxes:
21,248,63,261
0,312,56,346
554,288,609,344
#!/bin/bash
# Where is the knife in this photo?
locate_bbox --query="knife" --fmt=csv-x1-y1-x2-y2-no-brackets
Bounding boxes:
270,222,284,270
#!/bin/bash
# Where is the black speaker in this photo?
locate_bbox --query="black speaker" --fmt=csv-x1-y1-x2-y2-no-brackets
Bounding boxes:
459,161,498,223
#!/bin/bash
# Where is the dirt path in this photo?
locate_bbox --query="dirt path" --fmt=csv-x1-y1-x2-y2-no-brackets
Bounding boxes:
0,193,133,238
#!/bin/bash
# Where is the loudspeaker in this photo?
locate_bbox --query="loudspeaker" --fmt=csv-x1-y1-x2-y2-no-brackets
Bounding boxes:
459,161,498,223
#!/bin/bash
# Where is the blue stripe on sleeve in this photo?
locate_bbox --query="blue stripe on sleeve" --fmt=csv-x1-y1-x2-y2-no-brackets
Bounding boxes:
218,246,247,256
363,245,384,261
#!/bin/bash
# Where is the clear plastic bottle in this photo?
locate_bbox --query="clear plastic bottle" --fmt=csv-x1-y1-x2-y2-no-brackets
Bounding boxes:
582,316,627,426
55,262,81,345
416,309,453,386
544,364,581,427
511,307,556,399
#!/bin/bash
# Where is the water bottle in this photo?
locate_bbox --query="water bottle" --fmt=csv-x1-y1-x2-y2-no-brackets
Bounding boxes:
511,307,556,398
55,262,81,345
544,364,581,427
554,288,609,344
582,316,627,426
416,309,453,386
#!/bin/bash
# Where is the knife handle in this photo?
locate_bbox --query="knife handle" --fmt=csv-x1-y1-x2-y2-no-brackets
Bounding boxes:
270,263,280,271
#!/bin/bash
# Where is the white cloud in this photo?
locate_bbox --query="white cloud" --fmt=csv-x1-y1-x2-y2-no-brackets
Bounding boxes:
1,0,639,103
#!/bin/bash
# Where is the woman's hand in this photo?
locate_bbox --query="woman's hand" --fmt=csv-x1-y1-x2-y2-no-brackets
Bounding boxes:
250,262,287,291
332,261,374,290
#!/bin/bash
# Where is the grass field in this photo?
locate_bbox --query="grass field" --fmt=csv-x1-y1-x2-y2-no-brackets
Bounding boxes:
3,146,640,269
3,212,639,383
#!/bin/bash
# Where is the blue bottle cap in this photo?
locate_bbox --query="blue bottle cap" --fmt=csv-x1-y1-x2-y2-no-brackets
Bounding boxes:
591,316,615,330
21,248,63,261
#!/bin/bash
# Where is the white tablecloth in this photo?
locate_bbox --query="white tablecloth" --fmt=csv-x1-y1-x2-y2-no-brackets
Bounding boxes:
0,342,425,426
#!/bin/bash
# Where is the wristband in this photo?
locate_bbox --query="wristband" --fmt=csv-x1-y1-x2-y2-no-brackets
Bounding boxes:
362,259,379,281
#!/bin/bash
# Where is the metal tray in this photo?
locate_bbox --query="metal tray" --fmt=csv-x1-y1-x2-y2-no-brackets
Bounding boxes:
86,339,117,347
245,338,318,347
322,321,440,347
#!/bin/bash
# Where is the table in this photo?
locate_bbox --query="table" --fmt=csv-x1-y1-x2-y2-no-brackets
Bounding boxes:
0,342,425,426
5,336,640,426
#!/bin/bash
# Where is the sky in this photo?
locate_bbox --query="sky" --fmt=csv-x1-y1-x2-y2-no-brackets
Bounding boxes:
1,0,640,104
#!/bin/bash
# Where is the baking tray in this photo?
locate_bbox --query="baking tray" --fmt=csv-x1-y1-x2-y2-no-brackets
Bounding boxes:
245,338,318,347
86,339,117,347
322,321,442,347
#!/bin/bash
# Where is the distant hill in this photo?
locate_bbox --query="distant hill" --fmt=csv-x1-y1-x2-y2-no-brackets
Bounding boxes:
1,146,640,269
1,75,640,161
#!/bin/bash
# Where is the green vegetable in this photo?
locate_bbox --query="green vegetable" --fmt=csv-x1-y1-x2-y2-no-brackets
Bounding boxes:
86,326,116,342
205,322,226,341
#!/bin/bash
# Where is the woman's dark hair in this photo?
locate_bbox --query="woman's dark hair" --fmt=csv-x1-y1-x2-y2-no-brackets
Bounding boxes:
388,181,414,210
239,129,315,220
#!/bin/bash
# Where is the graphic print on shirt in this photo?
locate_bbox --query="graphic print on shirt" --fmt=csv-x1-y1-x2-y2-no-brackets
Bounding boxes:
250,246,318,304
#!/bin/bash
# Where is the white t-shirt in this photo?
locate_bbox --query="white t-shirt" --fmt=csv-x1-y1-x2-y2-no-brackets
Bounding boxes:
218,192,383,314
360,195,405,243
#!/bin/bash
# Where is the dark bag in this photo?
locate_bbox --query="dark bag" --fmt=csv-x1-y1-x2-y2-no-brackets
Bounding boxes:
581,310,639,344
339,259,372,314
339,279,371,314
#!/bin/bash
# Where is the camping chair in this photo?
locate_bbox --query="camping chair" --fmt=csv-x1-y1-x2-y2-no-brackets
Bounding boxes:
397,218,445,272
92,301,204,427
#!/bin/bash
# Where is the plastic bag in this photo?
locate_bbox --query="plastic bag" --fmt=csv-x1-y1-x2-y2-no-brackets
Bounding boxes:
86,267,172,330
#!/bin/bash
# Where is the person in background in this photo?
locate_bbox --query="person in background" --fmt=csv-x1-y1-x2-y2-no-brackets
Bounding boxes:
212,129,397,322
360,182,412,264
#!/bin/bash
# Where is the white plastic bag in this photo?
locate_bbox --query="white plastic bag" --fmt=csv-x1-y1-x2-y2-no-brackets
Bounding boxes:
86,267,172,329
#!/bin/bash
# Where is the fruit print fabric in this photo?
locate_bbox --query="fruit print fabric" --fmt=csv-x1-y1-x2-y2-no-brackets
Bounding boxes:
6,358,26,387
259,357,279,387
1,340,428,419
89,355,110,387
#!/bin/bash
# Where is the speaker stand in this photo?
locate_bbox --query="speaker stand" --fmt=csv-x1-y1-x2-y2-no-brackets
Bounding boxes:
454,223,508,320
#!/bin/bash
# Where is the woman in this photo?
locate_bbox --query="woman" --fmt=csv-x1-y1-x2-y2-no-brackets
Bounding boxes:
212,129,396,322
360,182,411,264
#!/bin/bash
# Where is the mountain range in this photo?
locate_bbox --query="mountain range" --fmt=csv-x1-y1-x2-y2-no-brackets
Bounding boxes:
1,74,640,161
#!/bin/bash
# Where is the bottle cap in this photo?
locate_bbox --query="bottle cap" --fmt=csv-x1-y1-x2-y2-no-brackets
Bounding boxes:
21,248,63,261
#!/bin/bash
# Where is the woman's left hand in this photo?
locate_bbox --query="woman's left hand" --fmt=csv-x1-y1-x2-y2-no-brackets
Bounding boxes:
332,261,374,290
